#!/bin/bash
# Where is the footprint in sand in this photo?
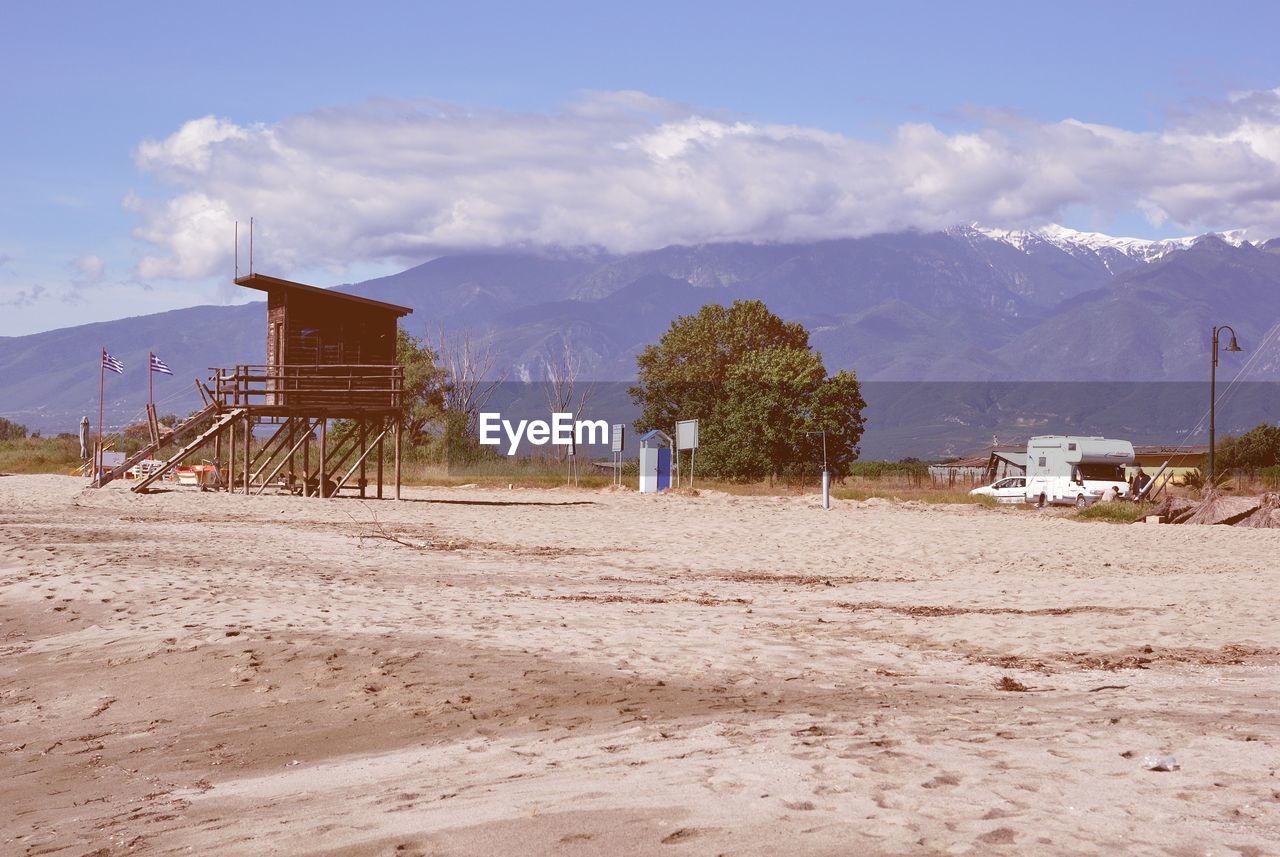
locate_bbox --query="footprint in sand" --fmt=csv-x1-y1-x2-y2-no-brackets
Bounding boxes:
660,827,716,845
921,773,961,789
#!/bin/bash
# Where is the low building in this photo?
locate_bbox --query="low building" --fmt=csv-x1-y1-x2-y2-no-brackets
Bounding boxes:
928,445,1027,486
1129,444,1208,481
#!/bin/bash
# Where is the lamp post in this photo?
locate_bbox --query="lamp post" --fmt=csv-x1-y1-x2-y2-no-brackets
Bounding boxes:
1208,324,1243,482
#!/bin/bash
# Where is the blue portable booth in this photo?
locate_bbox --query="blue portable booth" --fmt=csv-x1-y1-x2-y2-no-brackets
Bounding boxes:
638,429,672,493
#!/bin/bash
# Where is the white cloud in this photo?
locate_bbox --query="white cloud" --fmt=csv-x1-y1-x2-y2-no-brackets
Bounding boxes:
72,254,105,283
128,90,1280,280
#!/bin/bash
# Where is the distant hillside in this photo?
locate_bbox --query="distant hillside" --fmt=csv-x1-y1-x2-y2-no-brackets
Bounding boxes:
0,302,262,433
3,226,1277,456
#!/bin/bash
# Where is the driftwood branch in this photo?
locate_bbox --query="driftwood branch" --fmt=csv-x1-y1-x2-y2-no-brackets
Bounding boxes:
343,506,434,550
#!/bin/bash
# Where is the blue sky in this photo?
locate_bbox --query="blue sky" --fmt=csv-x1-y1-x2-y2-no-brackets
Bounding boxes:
4,1,1280,336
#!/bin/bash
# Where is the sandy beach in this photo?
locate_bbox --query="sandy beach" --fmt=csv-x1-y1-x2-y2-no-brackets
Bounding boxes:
2,473,1277,856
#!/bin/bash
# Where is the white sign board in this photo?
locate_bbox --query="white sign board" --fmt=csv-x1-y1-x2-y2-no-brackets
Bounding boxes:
675,419,699,450
611,424,625,453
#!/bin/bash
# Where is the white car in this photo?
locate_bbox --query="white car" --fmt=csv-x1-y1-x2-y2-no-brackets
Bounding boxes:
970,476,1028,503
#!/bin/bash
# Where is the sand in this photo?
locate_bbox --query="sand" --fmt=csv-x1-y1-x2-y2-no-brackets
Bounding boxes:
1,474,1277,856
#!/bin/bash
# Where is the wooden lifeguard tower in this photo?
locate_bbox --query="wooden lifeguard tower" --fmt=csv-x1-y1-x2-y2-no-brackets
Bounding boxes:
125,273,413,498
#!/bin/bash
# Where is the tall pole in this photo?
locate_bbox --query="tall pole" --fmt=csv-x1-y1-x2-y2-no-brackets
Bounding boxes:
359,418,367,499
376,418,384,499
96,348,105,486
319,416,327,498
243,415,251,495
394,419,402,501
1209,326,1218,483
148,351,154,410
821,429,829,510
227,419,236,494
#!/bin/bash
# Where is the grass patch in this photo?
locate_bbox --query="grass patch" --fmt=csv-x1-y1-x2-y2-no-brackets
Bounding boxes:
0,436,83,475
1074,501,1154,523
833,486,1000,506
398,457,613,489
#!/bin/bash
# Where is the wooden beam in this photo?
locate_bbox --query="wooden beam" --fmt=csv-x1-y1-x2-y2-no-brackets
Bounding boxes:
394,419,402,501
359,419,367,499
242,415,251,495
228,415,236,494
332,426,389,496
319,428,363,482
247,419,294,486
376,420,384,499
318,417,327,498
256,419,317,496
303,420,310,494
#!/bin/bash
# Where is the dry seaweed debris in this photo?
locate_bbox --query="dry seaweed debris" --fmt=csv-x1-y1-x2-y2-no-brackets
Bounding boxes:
1180,488,1262,526
1150,495,1196,523
1238,493,1280,529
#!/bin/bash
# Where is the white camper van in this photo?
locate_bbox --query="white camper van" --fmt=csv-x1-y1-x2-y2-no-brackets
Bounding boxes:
1024,436,1133,507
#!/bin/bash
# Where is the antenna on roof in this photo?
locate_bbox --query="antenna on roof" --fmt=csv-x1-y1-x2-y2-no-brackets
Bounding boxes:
234,220,239,280
249,217,254,276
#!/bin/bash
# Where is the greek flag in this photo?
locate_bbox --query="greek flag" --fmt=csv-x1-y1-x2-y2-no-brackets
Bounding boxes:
150,354,173,375
102,350,124,375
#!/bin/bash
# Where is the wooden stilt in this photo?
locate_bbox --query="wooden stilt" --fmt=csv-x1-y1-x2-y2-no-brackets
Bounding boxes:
376,418,384,499
242,415,251,495
319,417,328,499
394,419,402,501
303,420,311,495
359,418,367,499
287,417,296,492
227,421,236,494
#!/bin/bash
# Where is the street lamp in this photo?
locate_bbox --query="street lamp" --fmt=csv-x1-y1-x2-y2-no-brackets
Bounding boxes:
1208,324,1243,482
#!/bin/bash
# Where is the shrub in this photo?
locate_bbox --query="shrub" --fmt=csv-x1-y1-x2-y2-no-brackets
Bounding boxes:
1075,501,1154,523
0,417,28,441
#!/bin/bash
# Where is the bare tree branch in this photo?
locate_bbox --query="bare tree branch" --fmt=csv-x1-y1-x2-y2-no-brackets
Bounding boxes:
542,333,597,461
433,326,508,435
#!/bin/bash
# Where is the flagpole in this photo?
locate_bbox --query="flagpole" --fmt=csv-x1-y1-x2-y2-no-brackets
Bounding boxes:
97,347,105,487
149,351,154,409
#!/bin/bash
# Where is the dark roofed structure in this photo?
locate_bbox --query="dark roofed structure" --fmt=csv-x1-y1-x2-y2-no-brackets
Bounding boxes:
235,273,411,370
118,272,414,499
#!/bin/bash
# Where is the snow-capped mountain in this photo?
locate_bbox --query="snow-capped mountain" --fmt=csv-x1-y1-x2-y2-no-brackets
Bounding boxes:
3,226,1278,448
953,223,1252,272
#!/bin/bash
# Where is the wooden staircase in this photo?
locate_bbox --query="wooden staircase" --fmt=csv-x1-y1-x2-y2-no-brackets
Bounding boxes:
96,402,222,488
130,408,247,493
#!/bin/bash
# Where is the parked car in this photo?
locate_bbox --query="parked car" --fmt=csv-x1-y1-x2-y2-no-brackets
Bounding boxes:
970,476,1028,503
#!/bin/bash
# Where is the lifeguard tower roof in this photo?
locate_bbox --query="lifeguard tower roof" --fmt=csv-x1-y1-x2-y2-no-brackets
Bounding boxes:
234,273,413,317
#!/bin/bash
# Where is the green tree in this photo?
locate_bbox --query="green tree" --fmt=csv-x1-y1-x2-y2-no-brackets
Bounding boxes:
397,328,448,440
1217,423,1280,469
630,300,866,481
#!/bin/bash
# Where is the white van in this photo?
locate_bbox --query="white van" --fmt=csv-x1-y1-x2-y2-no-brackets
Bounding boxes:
1024,436,1133,507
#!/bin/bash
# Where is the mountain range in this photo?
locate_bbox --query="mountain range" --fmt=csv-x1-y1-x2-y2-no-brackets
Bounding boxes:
2,224,1278,457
